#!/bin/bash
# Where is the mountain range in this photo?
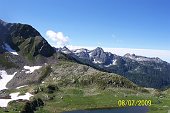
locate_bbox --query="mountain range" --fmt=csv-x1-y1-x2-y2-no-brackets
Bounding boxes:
0,19,170,90
0,19,170,89
0,20,170,89
0,19,170,113
56,46,170,89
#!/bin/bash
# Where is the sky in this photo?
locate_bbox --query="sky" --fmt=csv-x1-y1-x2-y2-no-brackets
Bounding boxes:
0,0,170,62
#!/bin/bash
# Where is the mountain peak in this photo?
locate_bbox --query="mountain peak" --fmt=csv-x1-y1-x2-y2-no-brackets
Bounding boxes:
124,53,164,63
0,19,5,23
0,20,55,57
90,47,105,56
63,46,69,49
0,19,8,26
73,48,89,53
124,53,135,57
94,47,104,52
61,46,72,54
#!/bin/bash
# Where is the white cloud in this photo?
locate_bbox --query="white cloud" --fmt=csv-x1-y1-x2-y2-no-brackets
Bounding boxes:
46,30,69,47
67,45,170,63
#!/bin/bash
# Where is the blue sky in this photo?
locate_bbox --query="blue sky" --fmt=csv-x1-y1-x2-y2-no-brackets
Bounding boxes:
0,0,170,62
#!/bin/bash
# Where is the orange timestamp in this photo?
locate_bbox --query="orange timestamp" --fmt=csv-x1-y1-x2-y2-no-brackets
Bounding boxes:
118,99,152,107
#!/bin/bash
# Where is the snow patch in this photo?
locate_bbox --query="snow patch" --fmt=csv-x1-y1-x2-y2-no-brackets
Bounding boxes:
104,59,117,67
4,43,18,55
0,71,17,91
16,85,28,89
62,50,71,54
0,92,33,107
23,66,42,73
112,59,117,65
89,52,93,57
42,81,45,84
136,57,152,62
93,59,103,64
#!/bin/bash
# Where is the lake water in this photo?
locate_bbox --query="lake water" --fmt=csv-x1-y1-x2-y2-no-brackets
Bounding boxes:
63,106,149,113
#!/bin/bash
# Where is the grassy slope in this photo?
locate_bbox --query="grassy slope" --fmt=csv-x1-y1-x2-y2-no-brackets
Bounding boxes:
34,87,170,113
0,85,170,113
0,53,17,69
1,85,169,113
0,60,170,113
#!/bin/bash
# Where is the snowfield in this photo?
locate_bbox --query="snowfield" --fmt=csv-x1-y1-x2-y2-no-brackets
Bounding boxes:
23,66,42,73
0,70,33,107
0,71,17,91
0,92,33,107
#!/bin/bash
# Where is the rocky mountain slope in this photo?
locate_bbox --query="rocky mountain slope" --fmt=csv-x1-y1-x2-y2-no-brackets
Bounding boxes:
57,46,170,89
0,19,55,67
0,19,69,91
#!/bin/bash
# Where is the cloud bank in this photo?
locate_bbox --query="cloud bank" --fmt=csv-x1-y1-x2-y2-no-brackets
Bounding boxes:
46,30,69,47
103,48,170,63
